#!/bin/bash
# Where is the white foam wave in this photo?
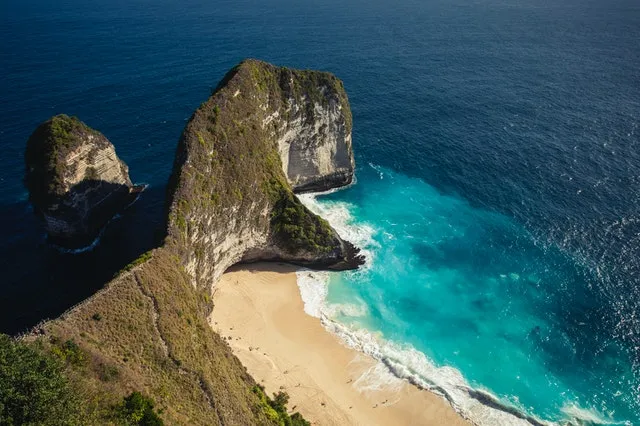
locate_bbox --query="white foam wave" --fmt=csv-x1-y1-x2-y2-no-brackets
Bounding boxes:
322,313,543,426
561,404,630,426
295,269,329,318
297,192,378,270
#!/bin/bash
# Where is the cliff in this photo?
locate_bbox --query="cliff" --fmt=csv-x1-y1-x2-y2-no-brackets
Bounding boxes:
24,115,142,248
166,59,362,287
14,60,361,425
272,64,354,192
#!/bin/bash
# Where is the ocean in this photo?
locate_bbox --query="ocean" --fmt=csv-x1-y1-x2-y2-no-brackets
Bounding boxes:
1,0,638,424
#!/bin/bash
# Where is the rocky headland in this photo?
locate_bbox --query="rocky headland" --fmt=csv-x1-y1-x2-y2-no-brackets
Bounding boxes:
166,59,363,287
13,60,364,425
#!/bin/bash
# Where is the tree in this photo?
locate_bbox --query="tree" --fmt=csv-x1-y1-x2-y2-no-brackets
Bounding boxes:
0,334,80,425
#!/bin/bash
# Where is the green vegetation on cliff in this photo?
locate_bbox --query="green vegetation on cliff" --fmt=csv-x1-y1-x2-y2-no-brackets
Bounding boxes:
0,334,168,425
243,59,352,132
264,178,336,252
252,385,310,426
117,392,164,426
17,59,357,425
0,334,82,425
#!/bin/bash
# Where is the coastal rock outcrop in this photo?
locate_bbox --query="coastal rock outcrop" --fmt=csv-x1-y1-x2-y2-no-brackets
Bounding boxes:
24,114,141,248
166,59,363,287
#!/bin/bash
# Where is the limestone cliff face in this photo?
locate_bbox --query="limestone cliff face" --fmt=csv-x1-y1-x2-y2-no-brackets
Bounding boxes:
166,59,362,287
272,67,354,193
25,115,139,248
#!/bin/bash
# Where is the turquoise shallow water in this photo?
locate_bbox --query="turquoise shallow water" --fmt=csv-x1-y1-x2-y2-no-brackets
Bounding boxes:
299,164,638,425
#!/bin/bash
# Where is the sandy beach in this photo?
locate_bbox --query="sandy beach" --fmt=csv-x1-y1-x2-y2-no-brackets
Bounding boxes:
209,263,469,426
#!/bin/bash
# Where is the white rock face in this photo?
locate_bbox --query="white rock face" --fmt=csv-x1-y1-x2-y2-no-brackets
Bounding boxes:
276,98,354,193
62,135,132,191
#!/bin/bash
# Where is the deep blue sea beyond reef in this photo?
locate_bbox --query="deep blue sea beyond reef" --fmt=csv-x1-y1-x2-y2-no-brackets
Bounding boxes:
1,0,639,424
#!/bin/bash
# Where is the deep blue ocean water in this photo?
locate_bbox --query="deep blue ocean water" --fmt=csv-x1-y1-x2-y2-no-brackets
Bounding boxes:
1,0,639,423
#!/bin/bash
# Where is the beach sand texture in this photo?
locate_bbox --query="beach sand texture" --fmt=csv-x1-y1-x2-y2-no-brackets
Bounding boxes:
210,264,469,426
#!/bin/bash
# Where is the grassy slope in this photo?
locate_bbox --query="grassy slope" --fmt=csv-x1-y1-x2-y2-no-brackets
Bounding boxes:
26,250,272,425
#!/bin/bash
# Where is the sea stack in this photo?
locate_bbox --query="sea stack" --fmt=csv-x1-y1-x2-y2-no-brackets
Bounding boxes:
24,114,141,249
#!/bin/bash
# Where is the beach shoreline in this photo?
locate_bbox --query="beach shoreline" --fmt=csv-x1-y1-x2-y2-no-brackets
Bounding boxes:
209,263,469,425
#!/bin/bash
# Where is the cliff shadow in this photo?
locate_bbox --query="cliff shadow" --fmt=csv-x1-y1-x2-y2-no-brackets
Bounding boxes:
0,184,167,335
225,261,299,276
40,179,145,249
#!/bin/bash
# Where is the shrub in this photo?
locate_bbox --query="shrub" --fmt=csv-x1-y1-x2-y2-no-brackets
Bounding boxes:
117,391,164,426
251,385,310,426
96,362,119,382
50,338,86,367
